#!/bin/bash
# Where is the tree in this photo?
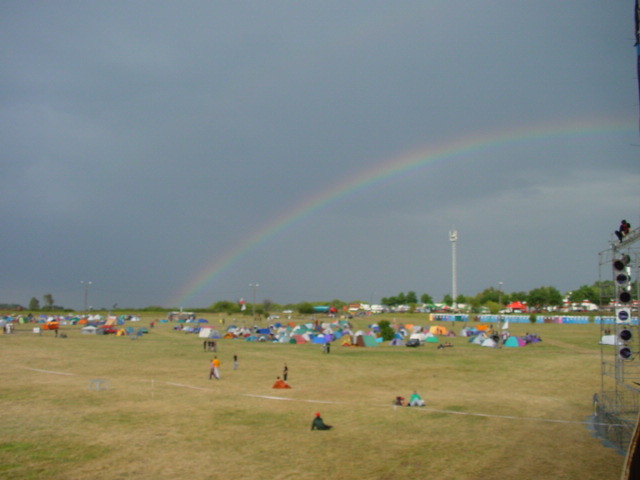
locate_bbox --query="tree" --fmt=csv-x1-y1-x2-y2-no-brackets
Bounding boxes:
262,299,273,315
29,297,40,310
420,293,433,305
475,287,500,305
594,280,615,304
406,291,418,304
43,294,54,310
442,294,453,306
210,300,240,314
568,285,599,304
527,286,562,309
378,320,396,341
297,302,315,314
330,299,346,311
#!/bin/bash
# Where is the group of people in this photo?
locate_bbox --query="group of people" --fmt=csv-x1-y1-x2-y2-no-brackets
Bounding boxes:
394,391,426,407
205,343,430,432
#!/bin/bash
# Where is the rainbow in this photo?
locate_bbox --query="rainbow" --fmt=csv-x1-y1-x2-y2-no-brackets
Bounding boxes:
169,117,635,307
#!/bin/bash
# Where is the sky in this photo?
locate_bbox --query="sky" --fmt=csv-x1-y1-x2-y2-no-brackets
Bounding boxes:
1,1,639,311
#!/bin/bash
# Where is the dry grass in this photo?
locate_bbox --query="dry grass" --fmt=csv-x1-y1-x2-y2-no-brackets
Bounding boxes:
0,315,624,479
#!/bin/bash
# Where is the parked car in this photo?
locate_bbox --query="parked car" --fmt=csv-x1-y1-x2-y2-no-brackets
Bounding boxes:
406,338,420,347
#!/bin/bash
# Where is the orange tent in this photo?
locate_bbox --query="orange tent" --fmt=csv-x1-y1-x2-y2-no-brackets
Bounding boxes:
429,325,448,335
272,379,291,389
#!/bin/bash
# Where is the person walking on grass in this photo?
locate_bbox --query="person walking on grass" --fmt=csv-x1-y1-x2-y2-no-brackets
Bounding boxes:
210,356,220,380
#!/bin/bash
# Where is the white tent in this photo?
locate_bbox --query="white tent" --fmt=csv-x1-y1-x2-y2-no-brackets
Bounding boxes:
481,338,497,348
600,335,623,346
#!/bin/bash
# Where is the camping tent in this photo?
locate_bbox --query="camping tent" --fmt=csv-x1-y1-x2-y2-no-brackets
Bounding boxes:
424,333,439,343
430,325,449,335
504,336,526,347
362,335,378,347
481,338,497,348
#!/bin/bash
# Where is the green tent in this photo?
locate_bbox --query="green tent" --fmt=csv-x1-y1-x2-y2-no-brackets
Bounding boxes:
362,335,378,347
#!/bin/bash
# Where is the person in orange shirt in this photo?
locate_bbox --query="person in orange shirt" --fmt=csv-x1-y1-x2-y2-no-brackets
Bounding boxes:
210,356,220,380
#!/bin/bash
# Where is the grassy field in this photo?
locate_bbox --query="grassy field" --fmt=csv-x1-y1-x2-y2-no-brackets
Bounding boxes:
0,314,625,479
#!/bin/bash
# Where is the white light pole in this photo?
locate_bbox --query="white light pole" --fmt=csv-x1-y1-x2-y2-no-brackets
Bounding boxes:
498,281,504,309
449,229,458,310
81,281,92,312
249,283,259,321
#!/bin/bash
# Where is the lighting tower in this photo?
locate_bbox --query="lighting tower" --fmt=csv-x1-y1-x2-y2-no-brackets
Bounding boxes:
449,229,458,309
81,280,92,312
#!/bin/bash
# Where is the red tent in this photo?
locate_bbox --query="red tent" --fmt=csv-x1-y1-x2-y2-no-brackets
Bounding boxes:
506,301,527,312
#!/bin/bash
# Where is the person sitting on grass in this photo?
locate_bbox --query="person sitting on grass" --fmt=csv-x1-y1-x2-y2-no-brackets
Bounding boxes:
408,391,425,407
311,412,332,430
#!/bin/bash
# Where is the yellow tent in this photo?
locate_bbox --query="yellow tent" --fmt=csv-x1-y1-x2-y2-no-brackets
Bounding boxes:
430,325,448,335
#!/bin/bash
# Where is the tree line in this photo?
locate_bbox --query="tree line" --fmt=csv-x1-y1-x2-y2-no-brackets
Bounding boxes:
8,279,628,314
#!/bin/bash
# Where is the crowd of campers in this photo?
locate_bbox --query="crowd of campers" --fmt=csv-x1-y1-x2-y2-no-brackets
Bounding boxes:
0,313,149,337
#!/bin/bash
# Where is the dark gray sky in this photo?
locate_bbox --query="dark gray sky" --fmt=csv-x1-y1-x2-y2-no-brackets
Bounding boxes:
2,1,638,310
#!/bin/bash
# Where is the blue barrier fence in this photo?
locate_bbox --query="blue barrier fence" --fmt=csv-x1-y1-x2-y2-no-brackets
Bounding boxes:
430,314,638,324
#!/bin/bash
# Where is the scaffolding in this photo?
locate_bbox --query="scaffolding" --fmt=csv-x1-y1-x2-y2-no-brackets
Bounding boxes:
595,227,640,451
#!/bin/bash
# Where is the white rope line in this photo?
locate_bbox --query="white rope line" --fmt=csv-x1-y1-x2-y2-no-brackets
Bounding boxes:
18,366,624,427
19,366,75,376
165,382,210,391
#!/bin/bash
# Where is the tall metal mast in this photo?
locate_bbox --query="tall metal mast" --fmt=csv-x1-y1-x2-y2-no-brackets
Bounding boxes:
449,229,458,309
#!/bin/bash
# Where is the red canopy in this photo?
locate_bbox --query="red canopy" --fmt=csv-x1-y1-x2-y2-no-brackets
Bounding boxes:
507,301,526,310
